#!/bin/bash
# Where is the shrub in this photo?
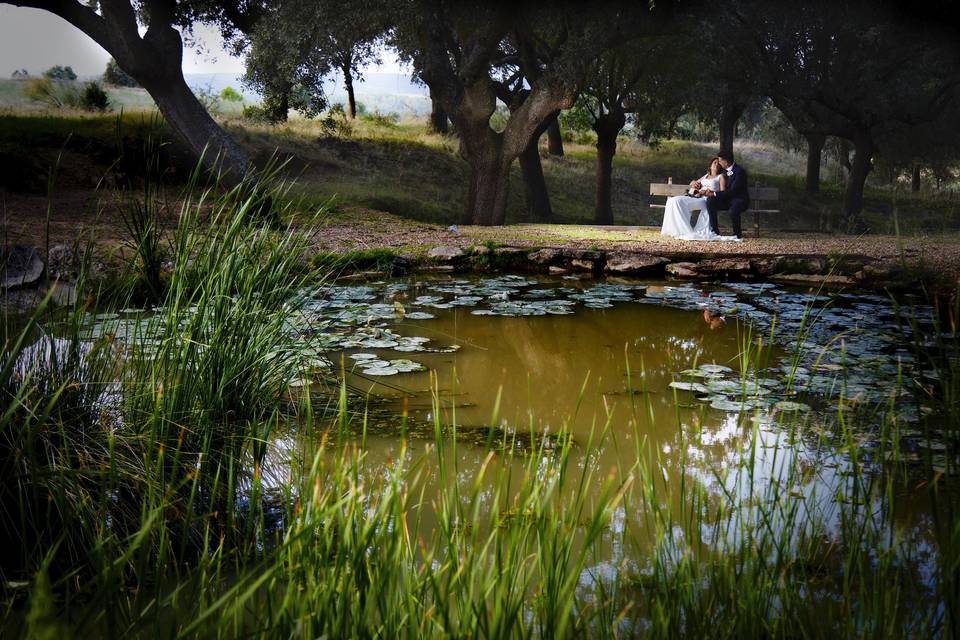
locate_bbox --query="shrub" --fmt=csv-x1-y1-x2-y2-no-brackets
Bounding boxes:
318,104,353,138
43,64,77,81
241,104,273,123
220,86,244,103
80,82,110,111
102,58,138,87
21,77,80,108
192,83,220,114
362,109,401,127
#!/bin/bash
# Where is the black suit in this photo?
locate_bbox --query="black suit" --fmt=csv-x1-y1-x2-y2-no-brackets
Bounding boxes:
706,163,749,238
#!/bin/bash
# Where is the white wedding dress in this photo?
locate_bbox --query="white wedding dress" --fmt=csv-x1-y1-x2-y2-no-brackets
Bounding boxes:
660,175,741,241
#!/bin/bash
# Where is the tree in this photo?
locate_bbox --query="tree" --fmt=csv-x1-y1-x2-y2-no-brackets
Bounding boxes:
685,15,763,160
321,6,383,119
392,1,659,225
545,118,563,156
242,3,330,123
428,91,449,134
241,0,385,122
5,0,256,181
43,64,77,81
103,57,138,87
729,0,960,227
220,86,243,103
579,37,687,224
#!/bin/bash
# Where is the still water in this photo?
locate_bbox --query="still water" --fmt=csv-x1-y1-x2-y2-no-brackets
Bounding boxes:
64,273,953,614
258,275,951,602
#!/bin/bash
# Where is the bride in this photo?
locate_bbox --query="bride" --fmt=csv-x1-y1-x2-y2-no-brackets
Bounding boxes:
660,157,740,241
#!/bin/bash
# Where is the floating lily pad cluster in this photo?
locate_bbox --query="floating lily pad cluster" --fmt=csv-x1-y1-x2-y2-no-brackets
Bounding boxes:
636,283,941,420
669,362,812,413
77,276,948,412
304,277,946,418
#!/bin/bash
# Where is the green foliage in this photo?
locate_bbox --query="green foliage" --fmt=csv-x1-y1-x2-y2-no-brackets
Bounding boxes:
361,109,400,127
21,77,79,108
102,58,138,87
558,101,593,136
79,82,110,111
240,103,273,123
219,85,244,102
311,247,398,272
42,65,76,82
319,103,354,137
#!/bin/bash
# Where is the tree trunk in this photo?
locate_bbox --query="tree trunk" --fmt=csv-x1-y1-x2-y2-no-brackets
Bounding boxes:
546,116,564,156
518,132,552,222
429,95,449,134
463,152,510,226
31,1,252,183
718,101,745,159
912,163,921,192
264,83,291,123
343,67,357,119
841,135,874,229
804,132,825,194
593,111,626,225
141,69,251,182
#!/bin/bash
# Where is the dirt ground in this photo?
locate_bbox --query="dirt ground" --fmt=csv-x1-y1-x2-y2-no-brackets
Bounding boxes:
4,192,960,282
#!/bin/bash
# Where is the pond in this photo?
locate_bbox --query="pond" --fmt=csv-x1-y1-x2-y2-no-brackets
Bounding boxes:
65,273,959,630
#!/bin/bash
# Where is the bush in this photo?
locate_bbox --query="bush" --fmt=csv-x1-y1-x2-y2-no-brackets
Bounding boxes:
43,65,77,81
21,77,80,108
192,83,221,114
220,86,244,103
362,109,400,127
241,104,273,123
80,82,110,111
102,58,138,87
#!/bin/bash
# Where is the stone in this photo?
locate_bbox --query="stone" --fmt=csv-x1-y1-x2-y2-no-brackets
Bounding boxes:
768,273,854,287
570,259,596,272
665,262,700,278
603,253,669,275
47,244,80,281
528,248,561,265
697,258,752,274
2,244,44,289
417,264,456,273
750,256,786,276
471,245,491,256
853,263,895,282
548,266,569,275
390,255,412,276
561,248,604,262
427,246,465,261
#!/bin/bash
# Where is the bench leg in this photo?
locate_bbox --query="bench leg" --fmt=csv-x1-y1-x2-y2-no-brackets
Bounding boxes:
754,211,760,238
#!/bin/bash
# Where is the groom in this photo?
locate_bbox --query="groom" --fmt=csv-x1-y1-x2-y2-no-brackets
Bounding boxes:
706,151,749,239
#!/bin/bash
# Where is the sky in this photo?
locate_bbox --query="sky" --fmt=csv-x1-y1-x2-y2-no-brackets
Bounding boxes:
0,5,408,77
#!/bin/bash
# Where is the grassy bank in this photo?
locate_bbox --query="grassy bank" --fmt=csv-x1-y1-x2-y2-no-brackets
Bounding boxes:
2,109,959,235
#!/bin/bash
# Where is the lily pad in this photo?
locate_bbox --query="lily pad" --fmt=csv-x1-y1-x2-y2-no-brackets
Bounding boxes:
774,401,812,412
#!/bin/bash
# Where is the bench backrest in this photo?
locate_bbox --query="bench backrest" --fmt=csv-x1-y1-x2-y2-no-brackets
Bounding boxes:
649,183,779,200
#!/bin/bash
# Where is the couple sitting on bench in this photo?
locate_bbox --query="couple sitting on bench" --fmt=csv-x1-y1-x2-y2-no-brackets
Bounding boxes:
660,150,746,242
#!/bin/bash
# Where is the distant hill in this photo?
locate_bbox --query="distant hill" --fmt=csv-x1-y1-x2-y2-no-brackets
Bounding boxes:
2,71,432,116
183,71,431,116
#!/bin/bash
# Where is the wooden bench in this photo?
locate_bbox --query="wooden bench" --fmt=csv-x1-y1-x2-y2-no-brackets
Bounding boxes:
649,182,780,238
